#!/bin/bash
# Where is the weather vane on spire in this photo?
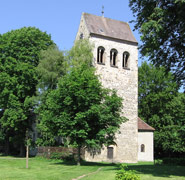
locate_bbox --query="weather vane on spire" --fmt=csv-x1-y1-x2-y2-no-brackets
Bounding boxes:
102,6,104,17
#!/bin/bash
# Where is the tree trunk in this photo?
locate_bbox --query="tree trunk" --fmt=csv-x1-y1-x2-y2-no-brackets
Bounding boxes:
77,146,81,166
26,145,29,168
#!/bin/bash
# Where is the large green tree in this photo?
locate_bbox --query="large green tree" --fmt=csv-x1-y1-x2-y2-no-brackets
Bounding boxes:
38,40,126,165
36,45,67,146
0,27,53,155
129,0,185,87
139,62,185,157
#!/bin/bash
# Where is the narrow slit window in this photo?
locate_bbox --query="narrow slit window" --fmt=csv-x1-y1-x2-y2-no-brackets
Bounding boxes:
80,33,83,39
97,47,105,64
107,147,113,159
123,52,130,68
110,49,118,67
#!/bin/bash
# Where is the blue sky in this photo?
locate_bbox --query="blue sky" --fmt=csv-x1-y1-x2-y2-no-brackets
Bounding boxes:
0,0,142,64
1,0,183,91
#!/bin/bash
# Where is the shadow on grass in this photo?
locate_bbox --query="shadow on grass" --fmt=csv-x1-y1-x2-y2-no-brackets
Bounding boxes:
53,160,185,178
127,164,185,178
0,153,24,158
0,153,36,159
53,159,120,168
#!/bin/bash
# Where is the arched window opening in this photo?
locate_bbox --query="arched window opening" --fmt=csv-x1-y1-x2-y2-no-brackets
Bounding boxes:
110,49,118,67
141,144,145,152
123,52,130,68
97,46,105,64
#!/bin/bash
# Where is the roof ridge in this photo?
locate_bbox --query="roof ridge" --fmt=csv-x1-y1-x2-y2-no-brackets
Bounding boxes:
83,12,129,25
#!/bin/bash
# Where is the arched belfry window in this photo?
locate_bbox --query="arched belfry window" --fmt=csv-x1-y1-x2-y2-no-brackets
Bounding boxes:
97,46,105,64
123,52,130,69
110,49,118,67
141,144,145,152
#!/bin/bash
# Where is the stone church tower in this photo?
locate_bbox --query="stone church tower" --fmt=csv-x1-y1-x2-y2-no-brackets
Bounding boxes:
76,13,138,163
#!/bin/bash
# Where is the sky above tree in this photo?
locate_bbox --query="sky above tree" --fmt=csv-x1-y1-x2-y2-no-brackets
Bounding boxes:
1,0,183,91
0,0,141,64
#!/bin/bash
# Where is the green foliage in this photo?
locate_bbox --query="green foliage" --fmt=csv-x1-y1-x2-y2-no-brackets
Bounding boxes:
50,152,66,159
115,165,140,180
0,27,53,66
38,40,126,164
157,125,185,154
0,27,54,154
139,62,178,129
154,93,185,156
50,152,74,161
35,133,57,147
36,45,67,146
129,0,185,87
67,39,93,68
138,62,185,157
37,44,67,90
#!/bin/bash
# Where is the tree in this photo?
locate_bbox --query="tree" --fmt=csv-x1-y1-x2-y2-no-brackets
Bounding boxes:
138,62,185,157
0,27,54,155
139,62,178,128
38,40,126,165
158,93,185,156
36,45,67,146
129,0,185,87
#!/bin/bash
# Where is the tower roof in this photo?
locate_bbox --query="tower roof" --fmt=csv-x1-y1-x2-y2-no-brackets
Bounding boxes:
138,117,155,131
83,13,138,44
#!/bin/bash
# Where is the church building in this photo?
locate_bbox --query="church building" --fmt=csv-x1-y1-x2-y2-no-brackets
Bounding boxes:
75,13,154,163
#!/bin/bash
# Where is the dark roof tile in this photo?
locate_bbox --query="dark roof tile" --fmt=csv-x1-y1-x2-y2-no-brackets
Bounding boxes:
138,117,155,131
83,13,137,44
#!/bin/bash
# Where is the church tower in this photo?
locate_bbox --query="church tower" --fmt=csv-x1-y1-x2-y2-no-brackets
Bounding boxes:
76,13,138,163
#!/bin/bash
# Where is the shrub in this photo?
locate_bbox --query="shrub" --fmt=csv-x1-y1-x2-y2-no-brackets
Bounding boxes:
50,152,68,159
50,152,63,159
115,164,140,180
154,159,163,165
50,152,75,161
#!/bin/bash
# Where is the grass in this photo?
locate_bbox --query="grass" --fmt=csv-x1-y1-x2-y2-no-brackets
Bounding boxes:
0,156,184,180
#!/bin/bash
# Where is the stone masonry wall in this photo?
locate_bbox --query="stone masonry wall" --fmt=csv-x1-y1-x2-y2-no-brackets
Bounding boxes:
84,36,138,163
75,13,90,41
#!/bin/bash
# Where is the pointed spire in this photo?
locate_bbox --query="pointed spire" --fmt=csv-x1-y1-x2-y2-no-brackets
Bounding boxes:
102,6,104,17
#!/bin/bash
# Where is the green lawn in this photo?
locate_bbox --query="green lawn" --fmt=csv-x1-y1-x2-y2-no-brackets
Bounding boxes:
0,157,184,180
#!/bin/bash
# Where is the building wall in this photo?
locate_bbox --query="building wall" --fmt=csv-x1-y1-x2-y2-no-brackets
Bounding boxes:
86,36,138,163
75,13,90,41
76,15,138,163
138,131,154,162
